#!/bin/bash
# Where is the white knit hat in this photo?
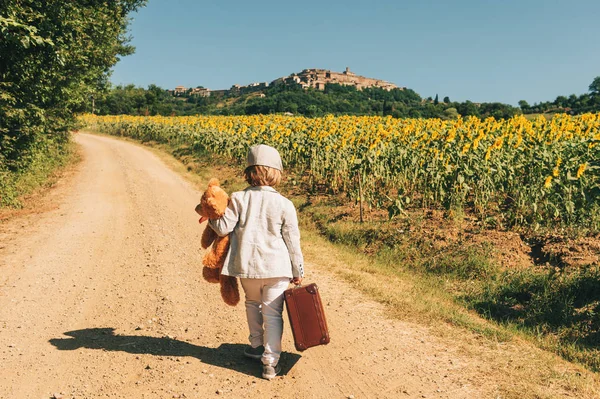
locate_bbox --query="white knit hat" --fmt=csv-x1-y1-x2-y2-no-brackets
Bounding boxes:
246,144,283,171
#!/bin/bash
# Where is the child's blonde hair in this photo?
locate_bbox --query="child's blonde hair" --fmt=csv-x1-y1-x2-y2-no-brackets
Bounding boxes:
245,165,282,187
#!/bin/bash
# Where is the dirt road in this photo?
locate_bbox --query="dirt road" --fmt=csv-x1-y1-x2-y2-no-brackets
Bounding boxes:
0,133,594,398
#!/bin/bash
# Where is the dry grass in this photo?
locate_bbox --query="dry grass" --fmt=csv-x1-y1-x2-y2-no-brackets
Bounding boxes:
299,224,600,398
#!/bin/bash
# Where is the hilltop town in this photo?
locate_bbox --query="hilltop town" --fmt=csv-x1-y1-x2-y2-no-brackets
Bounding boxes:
168,67,402,97
95,67,523,119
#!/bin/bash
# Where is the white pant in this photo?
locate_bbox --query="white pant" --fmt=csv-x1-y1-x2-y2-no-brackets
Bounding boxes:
240,277,289,366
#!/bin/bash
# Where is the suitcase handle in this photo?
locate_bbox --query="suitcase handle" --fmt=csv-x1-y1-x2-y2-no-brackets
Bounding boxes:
290,283,318,295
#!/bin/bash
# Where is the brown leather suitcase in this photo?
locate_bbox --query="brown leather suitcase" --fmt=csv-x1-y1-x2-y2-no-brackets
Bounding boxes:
284,283,330,351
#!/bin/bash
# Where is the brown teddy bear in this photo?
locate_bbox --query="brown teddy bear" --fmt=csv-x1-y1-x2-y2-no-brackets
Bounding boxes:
195,178,240,306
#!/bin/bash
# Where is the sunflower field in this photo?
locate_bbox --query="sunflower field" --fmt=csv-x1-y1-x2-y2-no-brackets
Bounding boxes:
80,113,600,230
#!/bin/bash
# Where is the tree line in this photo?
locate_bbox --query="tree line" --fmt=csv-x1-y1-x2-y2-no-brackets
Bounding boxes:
519,77,600,115
94,75,600,120
93,81,522,120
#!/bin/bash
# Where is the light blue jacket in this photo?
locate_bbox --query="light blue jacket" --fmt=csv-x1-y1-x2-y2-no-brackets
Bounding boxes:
208,186,304,279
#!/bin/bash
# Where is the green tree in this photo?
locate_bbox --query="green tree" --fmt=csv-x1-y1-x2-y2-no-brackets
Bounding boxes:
568,94,578,106
443,107,459,119
443,96,451,104
589,76,600,95
0,0,146,172
456,101,481,118
555,95,568,108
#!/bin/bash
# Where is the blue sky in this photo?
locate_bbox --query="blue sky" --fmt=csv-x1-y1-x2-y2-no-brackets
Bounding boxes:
111,0,600,105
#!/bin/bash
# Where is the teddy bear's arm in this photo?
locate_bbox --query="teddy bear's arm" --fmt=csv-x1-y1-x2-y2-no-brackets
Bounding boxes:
201,225,218,249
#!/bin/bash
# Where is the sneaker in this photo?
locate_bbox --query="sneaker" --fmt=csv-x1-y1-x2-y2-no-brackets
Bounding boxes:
243,345,264,360
262,363,281,380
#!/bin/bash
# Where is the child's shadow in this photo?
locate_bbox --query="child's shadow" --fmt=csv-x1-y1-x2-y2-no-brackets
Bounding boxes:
49,328,301,378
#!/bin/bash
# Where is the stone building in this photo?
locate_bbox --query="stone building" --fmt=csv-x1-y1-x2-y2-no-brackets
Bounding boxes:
282,67,398,91
170,68,397,98
190,87,210,97
173,85,187,95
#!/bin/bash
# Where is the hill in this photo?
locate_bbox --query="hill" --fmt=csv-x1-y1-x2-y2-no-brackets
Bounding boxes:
95,79,521,119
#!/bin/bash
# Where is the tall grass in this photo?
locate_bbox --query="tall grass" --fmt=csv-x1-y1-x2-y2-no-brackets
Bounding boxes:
469,265,600,369
0,136,73,207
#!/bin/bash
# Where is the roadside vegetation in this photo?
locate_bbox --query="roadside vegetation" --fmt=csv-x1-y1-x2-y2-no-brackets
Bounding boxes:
0,138,75,206
299,196,600,371
0,1,146,206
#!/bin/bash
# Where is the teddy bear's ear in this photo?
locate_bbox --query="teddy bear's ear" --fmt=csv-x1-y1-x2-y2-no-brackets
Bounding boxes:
208,178,220,188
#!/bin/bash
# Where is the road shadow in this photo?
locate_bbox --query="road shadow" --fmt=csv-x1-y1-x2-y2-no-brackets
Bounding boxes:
49,328,301,378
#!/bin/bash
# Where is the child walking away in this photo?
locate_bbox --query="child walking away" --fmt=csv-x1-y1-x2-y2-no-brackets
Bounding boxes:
208,144,304,380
